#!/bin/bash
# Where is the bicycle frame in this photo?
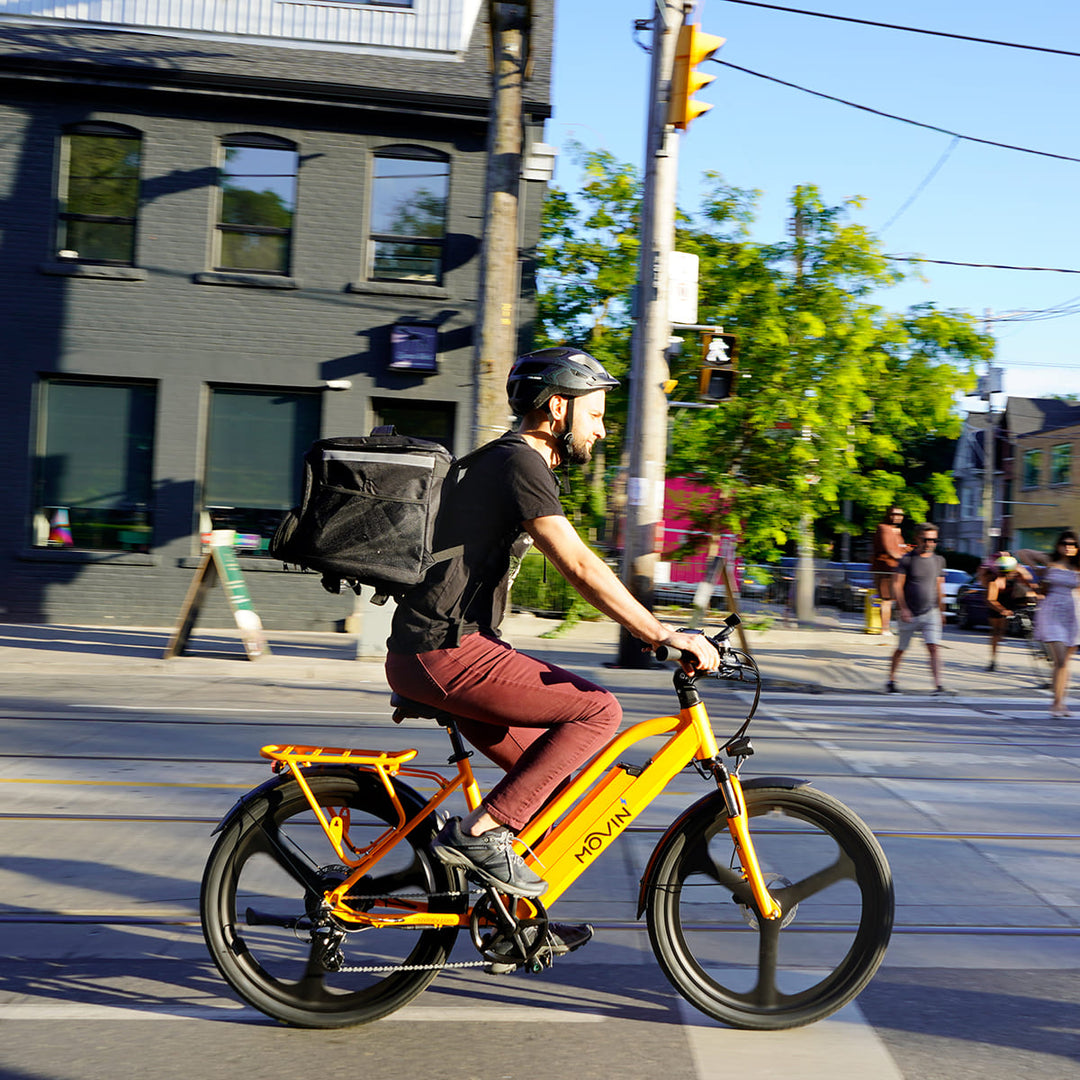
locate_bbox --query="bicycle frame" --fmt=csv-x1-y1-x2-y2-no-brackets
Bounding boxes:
261,672,783,928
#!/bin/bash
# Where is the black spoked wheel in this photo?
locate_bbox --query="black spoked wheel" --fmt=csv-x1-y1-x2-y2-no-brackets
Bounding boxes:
646,785,893,1030
201,771,463,1028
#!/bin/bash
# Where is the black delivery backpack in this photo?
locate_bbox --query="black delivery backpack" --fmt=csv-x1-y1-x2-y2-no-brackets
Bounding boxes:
269,428,459,603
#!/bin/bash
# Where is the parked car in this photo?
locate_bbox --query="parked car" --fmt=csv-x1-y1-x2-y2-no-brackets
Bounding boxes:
942,569,973,620
835,563,874,612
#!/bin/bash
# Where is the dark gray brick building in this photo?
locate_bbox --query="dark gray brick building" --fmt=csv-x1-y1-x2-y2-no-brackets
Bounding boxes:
0,1,554,633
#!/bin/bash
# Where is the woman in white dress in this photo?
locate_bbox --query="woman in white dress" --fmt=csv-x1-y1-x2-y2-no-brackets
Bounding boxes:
1022,532,1080,718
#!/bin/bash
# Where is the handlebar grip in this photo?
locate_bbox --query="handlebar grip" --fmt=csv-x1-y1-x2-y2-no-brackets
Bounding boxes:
655,644,695,664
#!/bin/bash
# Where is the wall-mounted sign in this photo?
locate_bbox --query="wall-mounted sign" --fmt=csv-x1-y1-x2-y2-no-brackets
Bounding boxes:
389,324,438,373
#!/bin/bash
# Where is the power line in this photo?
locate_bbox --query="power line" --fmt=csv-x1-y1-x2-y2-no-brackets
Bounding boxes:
719,1,1080,59
886,256,1080,274
717,60,1080,164
879,136,960,234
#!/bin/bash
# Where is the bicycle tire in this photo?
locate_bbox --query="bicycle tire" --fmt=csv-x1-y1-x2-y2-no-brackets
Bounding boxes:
201,770,463,1028
645,785,893,1030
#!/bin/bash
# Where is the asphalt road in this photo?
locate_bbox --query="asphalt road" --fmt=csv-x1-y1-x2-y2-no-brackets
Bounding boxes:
0,656,1077,1080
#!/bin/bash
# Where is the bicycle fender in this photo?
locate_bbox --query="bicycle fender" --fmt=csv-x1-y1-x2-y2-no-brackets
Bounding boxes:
636,776,811,918
210,766,430,835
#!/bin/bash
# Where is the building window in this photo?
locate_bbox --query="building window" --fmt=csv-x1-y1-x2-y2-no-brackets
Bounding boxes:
369,148,449,284
1050,443,1071,486
372,398,455,451
33,378,156,551
57,124,142,265
203,388,320,552
1022,449,1043,489
216,136,299,274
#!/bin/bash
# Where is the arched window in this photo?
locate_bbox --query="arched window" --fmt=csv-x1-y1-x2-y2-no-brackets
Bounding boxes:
217,135,299,274
369,146,449,284
57,122,142,265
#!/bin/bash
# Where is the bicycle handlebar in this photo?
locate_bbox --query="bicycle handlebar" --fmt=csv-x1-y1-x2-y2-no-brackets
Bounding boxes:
655,613,741,664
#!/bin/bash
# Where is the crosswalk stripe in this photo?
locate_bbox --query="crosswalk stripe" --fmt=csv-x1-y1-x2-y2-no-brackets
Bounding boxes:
676,997,904,1080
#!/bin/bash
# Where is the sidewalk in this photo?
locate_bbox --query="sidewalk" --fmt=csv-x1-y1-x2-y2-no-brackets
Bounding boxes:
0,610,1053,699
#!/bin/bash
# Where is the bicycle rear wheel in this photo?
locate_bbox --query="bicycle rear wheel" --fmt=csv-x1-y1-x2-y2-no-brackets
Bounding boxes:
201,771,463,1028
646,785,893,1030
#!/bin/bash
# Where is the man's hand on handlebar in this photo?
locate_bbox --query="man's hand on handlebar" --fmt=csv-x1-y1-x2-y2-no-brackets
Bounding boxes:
655,629,721,675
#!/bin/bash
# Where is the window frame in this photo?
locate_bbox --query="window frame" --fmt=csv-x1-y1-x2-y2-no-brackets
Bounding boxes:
1050,443,1072,487
33,375,157,552
215,134,299,276
201,385,322,554
367,145,450,286
56,122,143,267
1022,448,1044,490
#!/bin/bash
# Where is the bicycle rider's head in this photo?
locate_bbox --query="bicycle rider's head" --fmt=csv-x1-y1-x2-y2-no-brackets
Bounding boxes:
995,555,1018,577
507,347,619,466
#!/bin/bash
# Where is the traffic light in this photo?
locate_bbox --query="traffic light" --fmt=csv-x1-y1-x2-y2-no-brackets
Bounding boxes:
668,23,725,130
698,331,738,402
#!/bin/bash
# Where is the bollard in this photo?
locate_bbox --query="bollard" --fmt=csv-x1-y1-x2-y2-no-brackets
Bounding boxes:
864,589,882,634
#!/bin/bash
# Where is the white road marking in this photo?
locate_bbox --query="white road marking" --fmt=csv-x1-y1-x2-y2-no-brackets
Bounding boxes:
676,996,904,1080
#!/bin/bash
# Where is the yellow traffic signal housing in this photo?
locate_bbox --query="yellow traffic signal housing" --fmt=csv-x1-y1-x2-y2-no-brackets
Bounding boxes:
698,331,738,402
668,23,725,130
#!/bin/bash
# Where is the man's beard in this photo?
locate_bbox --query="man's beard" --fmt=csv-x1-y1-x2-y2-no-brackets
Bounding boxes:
563,433,593,466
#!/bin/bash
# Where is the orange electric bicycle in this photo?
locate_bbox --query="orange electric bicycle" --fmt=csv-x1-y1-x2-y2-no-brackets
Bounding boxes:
200,615,894,1030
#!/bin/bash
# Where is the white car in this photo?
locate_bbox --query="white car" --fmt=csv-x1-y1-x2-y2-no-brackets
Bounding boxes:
942,569,972,620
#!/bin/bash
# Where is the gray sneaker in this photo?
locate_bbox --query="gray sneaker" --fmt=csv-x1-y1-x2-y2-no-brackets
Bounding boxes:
485,922,594,975
430,817,547,898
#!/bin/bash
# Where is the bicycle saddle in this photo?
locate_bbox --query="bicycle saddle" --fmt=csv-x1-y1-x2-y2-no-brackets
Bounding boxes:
390,692,451,724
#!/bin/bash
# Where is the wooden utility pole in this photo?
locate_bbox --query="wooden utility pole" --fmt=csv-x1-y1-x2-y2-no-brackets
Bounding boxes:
790,205,816,624
617,1,685,667
472,2,529,449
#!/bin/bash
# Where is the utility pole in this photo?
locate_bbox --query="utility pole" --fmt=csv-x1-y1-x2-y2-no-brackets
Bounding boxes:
617,1,685,667
980,356,1004,556
790,206,815,624
472,2,529,449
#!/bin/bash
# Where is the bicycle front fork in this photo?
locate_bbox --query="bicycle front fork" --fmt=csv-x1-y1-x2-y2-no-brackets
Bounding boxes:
710,759,784,921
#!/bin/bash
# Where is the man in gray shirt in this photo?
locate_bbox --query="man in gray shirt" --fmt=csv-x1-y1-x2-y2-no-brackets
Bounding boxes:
886,522,947,695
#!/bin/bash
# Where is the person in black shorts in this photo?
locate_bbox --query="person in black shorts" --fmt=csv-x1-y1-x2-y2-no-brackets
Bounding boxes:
985,554,1035,672
385,347,720,967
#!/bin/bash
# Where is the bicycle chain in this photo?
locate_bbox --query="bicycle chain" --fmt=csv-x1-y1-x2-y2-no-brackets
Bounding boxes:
328,887,491,975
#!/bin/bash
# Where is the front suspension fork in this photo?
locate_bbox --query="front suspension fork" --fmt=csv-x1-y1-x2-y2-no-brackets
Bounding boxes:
711,760,784,921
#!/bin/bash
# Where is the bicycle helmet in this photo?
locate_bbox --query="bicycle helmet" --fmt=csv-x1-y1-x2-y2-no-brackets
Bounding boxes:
506,347,619,417
996,555,1018,573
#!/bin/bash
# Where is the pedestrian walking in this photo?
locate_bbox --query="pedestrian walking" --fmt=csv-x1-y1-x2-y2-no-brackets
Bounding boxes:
886,522,946,694
984,554,1036,672
872,507,909,637
1019,532,1080,718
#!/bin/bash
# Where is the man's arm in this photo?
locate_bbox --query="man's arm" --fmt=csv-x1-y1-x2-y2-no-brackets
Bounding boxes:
525,514,719,671
894,569,911,620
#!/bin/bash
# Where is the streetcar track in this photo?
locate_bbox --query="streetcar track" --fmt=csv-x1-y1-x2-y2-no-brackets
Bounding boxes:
0,912,1074,937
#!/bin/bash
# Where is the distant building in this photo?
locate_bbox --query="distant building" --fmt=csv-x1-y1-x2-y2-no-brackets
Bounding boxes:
0,1,554,630
1005,397,1080,553
941,412,998,557
944,397,1080,559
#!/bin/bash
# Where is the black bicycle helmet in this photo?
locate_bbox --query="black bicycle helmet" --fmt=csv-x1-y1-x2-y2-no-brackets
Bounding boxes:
506,347,619,416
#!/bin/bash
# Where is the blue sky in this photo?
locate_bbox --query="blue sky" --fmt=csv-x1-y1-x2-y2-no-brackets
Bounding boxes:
548,1,1080,403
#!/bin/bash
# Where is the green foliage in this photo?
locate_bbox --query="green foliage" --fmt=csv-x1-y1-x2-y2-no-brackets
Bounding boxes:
538,151,994,564
510,547,600,620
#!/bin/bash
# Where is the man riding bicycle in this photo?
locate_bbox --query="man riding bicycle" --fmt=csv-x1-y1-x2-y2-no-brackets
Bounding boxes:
984,553,1036,672
384,347,719,965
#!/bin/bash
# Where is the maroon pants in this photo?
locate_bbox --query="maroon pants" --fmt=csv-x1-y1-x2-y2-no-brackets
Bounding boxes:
385,633,621,830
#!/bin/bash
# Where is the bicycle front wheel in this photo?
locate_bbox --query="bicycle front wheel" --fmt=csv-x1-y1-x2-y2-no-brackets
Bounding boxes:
201,771,463,1028
646,784,893,1030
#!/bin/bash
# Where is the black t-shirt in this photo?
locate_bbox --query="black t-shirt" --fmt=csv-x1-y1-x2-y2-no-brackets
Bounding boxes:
897,552,945,616
388,433,565,653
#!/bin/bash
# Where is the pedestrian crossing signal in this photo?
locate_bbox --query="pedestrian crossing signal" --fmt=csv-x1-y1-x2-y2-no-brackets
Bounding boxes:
698,331,738,402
